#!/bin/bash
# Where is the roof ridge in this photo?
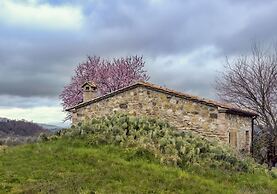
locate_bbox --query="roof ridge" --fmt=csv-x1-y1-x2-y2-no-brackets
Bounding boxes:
66,81,257,116
135,81,257,116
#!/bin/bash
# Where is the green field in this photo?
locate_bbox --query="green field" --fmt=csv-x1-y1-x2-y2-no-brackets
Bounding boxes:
0,138,277,194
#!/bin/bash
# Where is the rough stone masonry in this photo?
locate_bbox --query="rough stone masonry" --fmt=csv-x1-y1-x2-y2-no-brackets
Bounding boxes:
67,81,257,153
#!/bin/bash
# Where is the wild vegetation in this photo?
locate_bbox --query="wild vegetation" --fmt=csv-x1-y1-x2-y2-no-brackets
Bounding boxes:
62,113,262,173
1,138,277,194
1,114,277,193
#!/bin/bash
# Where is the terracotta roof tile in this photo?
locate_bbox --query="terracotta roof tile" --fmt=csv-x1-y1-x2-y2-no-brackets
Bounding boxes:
66,81,258,117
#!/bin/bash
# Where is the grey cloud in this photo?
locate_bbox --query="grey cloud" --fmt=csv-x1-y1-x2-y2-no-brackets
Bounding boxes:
83,0,277,56
0,26,86,97
1,0,277,108
148,50,222,100
0,95,59,108
216,1,277,55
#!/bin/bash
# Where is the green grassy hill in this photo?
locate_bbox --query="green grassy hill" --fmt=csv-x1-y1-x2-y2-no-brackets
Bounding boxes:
0,138,276,194
1,114,277,193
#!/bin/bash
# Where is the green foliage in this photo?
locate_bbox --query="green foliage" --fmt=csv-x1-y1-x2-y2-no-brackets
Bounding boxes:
125,147,158,162
270,168,277,179
0,138,276,194
38,133,49,142
62,113,263,173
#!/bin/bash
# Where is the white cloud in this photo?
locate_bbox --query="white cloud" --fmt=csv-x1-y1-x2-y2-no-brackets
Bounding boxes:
0,106,66,124
0,0,84,30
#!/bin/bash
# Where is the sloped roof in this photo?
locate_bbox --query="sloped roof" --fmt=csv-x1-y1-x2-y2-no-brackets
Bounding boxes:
81,81,97,89
66,81,257,117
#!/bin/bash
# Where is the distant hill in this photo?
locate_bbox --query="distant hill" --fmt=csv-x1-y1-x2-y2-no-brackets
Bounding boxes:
0,118,50,138
37,123,63,132
0,117,9,122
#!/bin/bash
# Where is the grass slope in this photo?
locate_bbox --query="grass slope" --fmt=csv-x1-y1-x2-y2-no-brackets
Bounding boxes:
0,138,277,194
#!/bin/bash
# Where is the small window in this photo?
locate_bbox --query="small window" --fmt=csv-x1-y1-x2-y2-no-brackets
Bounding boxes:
245,131,250,145
86,86,90,91
229,131,237,147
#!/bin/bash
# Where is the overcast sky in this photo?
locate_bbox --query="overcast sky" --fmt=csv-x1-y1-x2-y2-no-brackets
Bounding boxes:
0,0,276,125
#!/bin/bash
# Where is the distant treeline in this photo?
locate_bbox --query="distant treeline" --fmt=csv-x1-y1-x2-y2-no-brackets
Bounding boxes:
0,119,48,137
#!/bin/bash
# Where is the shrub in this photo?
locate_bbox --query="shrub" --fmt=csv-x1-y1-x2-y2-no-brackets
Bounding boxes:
38,133,49,142
61,113,263,173
125,147,158,162
0,136,38,146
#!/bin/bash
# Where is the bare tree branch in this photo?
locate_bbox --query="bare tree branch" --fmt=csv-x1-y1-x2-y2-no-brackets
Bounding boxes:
216,43,277,167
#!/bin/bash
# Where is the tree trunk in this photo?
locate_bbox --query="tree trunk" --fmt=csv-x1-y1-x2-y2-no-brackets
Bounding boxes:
267,136,276,169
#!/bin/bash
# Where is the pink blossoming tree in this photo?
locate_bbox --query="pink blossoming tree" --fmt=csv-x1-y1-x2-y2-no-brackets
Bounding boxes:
60,55,149,112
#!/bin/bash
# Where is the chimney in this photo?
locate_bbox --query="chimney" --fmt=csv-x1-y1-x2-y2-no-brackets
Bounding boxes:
81,81,97,102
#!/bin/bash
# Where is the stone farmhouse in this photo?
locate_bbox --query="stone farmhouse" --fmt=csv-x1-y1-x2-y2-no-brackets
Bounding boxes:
66,81,258,152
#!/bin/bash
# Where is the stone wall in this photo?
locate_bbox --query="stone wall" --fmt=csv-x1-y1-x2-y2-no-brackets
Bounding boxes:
72,86,252,152
225,114,252,152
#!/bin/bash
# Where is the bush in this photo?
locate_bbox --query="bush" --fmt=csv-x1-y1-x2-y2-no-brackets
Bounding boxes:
61,113,263,173
38,133,49,142
0,136,38,146
125,147,158,162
